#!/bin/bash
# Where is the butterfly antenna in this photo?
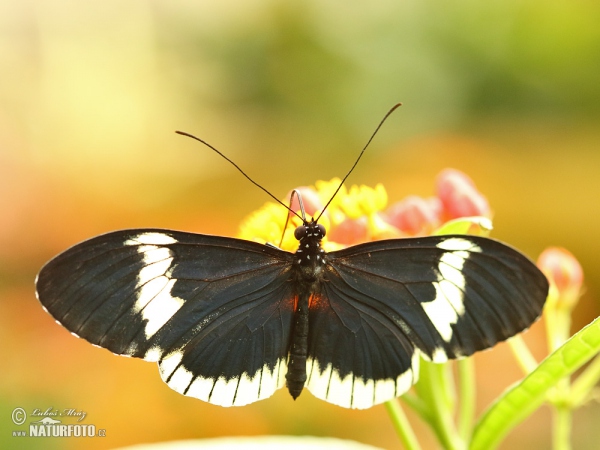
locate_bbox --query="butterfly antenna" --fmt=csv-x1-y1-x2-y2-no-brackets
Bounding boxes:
315,103,402,222
176,131,304,221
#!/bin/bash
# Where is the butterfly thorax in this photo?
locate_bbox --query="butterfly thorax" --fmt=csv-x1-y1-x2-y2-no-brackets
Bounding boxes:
293,220,327,283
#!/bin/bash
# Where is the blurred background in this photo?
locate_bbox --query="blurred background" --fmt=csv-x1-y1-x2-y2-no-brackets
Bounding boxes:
1,0,599,448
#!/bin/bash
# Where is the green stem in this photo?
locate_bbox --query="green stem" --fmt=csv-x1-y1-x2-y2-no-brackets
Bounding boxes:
547,301,573,449
554,308,573,350
552,402,572,450
385,399,422,450
419,361,464,450
457,358,475,441
507,335,538,374
401,392,432,422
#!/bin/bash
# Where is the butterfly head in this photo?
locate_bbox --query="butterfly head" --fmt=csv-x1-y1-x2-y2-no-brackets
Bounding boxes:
294,220,326,242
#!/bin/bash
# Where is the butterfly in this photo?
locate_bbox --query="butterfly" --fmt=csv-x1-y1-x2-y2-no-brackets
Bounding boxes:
35,105,549,409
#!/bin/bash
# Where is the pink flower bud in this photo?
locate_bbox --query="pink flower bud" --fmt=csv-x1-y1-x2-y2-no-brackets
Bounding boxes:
328,217,369,246
385,196,441,236
436,169,490,220
537,247,583,304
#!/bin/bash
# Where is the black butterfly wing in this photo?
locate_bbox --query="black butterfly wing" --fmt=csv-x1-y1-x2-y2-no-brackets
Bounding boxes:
306,235,548,409
305,284,420,409
36,229,296,406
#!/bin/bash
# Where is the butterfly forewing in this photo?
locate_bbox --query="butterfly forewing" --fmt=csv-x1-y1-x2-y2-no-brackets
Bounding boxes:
323,235,548,363
36,229,296,406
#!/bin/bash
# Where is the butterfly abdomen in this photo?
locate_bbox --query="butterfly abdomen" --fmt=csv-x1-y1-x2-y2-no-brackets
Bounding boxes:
286,292,310,399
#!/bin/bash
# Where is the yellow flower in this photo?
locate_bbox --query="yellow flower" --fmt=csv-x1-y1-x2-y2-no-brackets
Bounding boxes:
237,178,393,250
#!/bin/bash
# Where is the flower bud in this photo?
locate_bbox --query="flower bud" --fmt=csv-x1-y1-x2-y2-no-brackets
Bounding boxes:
385,195,441,236
537,247,583,310
328,217,369,246
436,169,490,220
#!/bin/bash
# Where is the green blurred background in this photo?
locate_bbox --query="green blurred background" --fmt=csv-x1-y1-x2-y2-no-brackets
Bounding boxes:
1,1,599,449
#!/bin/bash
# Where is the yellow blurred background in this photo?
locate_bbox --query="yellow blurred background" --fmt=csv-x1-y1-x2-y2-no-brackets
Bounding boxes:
1,1,599,449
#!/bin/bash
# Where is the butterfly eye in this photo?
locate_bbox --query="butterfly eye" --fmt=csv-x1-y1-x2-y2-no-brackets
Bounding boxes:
294,226,307,240
317,224,326,237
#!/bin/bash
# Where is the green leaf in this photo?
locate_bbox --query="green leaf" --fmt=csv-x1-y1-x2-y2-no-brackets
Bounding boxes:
433,217,492,237
470,316,600,450
570,352,600,407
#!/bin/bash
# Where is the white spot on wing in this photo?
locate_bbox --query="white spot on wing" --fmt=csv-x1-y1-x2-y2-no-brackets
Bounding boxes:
137,249,173,285
439,251,468,288
328,370,354,408
127,240,184,339
437,237,481,252
306,352,419,409
124,232,178,246
439,279,465,315
157,351,183,376
231,372,260,406
169,365,195,393
186,377,215,402
138,246,172,264
159,356,288,407
421,245,471,343
373,379,395,406
351,378,375,410
134,276,170,311
276,358,287,389
139,279,184,338
306,359,332,400
422,283,459,342
430,346,449,363
144,346,163,362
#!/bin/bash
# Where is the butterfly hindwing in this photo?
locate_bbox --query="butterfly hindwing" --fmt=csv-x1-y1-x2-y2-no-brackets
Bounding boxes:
36,229,296,406
157,275,295,406
305,282,420,409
